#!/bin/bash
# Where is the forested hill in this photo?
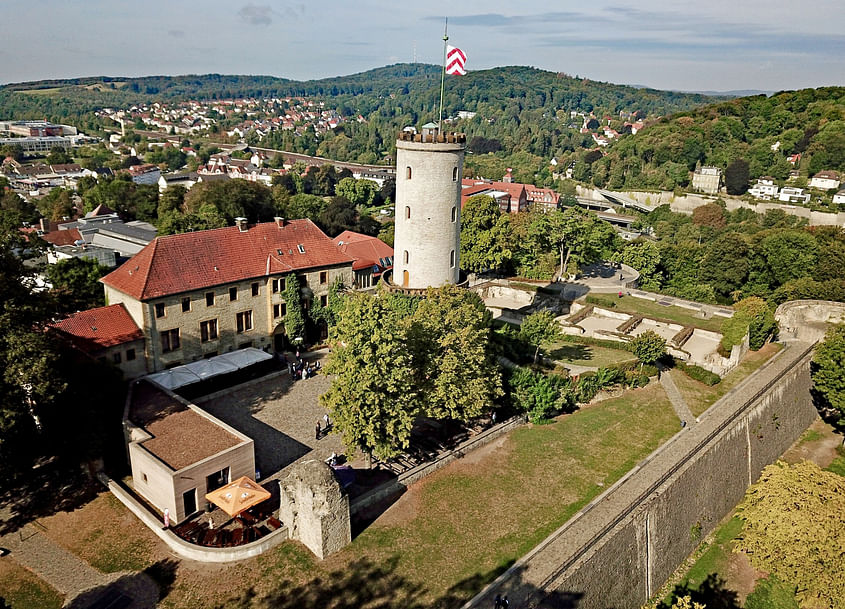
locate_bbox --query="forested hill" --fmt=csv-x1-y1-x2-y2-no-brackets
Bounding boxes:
581,86,845,191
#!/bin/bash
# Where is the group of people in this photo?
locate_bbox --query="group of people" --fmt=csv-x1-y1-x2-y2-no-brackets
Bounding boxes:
493,593,509,608
284,350,321,381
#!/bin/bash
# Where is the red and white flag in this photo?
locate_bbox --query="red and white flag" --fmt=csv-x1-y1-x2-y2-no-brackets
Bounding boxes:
445,45,467,75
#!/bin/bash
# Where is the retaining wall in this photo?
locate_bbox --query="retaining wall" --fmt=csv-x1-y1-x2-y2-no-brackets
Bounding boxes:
545,344,817,607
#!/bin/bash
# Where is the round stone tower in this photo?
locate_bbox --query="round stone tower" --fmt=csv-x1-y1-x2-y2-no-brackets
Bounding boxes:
392,123,466,289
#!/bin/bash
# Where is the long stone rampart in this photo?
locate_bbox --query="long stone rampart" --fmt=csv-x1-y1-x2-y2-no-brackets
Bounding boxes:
464,342,817,609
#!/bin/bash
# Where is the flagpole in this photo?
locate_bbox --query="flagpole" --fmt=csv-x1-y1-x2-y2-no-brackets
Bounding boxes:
438,17,448,135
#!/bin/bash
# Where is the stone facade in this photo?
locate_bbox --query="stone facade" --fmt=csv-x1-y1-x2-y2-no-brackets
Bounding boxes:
393,128,465,289
278,459,352,559
106,264,352,371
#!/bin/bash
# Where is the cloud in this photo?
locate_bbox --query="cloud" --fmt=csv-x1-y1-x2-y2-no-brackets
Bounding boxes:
168,29,185,38
238,4,273,26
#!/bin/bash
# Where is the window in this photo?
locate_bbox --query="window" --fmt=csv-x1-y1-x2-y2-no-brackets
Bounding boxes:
297,244,305,254
320,294,328,307
403,250,409,264
229,287,238,301
451,206,457,222
126,348,136,361
406,166,412,179
405,206,411,219
319,271,328,285
251,282,259,296
272,278,280,293
155,302,165,318
236,310,253,333
200,319,218,342
281,303,287,317
113,352,122,364
160,329,180,353
273,303,283,318
452,167,458,181
206,291,215,307
450,249,456,268
142,473,147,483
181,297,191,312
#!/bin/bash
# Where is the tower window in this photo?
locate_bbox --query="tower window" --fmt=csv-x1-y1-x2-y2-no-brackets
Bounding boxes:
451,206,457,222
406,166,412,179
405,206,411,220
450,250,456,268
403,250,409,264
452,167,458,181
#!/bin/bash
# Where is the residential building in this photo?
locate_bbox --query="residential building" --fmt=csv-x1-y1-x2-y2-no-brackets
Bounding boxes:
158,171,198,193
128,164,162,185
748,177,779,200
808,171,841,191
778,187,811,204
832,189,845,205
692,166,721,195
526,186,561,212
50,304,147,379
47,243,117,267
100,218,354,371
461,178,528,214
333,230,393,289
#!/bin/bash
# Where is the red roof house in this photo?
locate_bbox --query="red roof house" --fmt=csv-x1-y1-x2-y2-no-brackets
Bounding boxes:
50,303,144,354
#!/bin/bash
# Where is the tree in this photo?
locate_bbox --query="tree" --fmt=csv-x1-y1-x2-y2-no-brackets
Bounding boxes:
46,146,72,165
612,240,661,291
757,230,819,288
378,222,394,247
629,330,666,365
519,310,562,364
811,323,845,417
283,274,306,342
736,460,845,609
46,257,111,313
547,207,618,278
691,203,726,230
700,233,750,299
460,194,513,273
36,187,75,222
285,193,327,223
335,177,379,209
318,196,359,237
725,159,749,195
733,297,776,350
183,180,275,223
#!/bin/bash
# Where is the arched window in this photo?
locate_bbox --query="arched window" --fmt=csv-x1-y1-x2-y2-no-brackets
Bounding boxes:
406,166,412,179
405,206,411,219
451,206,457,222
450,250,456,268
452,167,458,181
403,250,409,264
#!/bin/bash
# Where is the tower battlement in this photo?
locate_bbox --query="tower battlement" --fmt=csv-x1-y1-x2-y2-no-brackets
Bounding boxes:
397,130,466,144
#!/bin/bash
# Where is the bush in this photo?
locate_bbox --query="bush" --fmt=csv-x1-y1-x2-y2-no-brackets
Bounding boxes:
559,334,631,352
585,294,617,308
506,366,574,423
675,360,721,385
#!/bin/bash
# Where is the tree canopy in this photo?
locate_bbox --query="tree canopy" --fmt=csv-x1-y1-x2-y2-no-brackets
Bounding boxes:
811,323,845,418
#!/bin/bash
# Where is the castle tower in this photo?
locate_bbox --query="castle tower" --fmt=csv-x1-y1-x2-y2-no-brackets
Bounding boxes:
392,123,466,289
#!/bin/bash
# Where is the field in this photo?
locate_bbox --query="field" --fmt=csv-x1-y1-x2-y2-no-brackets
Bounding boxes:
549,340,636,368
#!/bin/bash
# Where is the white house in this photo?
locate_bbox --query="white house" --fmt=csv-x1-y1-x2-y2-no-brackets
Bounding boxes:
778,187,811,204
833,189,845,205
809,171,840,191
748,177,779,200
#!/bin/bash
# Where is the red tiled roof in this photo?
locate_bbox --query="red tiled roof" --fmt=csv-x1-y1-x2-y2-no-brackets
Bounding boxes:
333,231,393,271
51,303,143,353
101,220,355,300
42,228,82,247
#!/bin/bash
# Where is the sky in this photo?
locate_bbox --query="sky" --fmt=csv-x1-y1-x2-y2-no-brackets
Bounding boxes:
2,0,844,93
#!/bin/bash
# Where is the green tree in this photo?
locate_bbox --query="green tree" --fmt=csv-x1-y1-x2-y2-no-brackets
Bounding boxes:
700,233,750,299
377,221,394,247
283,274,306,342
612,240,662,291
757,230,819,288
36,187,75,222
691,203,726,230
736,460,845,609
318,196,359,237
285,193,327,223
733,297,776,350
183,180,275,223
812,324,845,417
46,257,111,313
519,310,562,364
459,194,513,273
46,146,72,165
629,330,666,365
725,159,750,195
334,177,379,208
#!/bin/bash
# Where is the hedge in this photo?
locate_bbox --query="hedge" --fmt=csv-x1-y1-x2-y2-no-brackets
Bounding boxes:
559,334,632,352
675,360,721,385
585,294,619,309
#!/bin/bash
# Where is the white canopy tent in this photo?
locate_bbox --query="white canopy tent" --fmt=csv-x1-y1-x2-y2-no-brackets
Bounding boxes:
145,348,274,390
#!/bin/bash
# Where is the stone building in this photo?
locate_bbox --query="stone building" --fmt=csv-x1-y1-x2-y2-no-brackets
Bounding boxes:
691,166,721,195
100,218,354,372
392,124,465,289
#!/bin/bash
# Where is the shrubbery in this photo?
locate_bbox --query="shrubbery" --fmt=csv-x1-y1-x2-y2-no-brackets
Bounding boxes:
585,294,618,309
674,360,721,385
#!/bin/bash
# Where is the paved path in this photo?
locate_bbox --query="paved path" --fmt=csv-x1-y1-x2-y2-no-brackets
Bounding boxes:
1,523,109,597
658,365,696,426
462,341,812,609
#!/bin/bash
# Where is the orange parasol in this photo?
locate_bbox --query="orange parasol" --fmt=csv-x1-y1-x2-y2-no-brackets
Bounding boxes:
205,476,271,517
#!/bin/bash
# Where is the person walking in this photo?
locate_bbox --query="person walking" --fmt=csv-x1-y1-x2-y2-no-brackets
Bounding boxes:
501,595,509,609
494,593,502,608
315,421,321,440
323,413,330,429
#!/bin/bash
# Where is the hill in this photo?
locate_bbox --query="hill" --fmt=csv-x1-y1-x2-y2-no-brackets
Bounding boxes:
0,64,717,165
578,87,845,191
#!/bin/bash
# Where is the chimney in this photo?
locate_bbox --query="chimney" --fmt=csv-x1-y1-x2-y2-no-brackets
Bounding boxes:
235,217,248,232
275,216,286,228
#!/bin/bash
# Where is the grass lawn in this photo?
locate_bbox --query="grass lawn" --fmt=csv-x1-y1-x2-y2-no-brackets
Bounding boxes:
40,492,162,573
669,343,782,417
42,384,679,609
589,295,727,333
548,340,637,368
0,557,64,609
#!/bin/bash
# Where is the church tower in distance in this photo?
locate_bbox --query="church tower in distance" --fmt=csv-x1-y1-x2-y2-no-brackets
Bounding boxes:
392,123,466,289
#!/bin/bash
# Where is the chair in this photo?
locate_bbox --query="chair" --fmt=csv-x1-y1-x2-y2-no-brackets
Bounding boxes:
267,517,283,531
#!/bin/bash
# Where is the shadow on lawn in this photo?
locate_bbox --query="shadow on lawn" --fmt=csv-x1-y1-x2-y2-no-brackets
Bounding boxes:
64,559,179,609
213,556,584,609
550,344,593,363
660,574,741,609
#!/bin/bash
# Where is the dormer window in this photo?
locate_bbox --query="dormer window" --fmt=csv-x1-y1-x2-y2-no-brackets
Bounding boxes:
297,244,305,254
